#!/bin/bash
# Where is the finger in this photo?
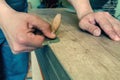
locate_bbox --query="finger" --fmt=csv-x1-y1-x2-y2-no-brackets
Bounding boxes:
104,13,120,37
95,14,120,41
89,16,96,25
79,20,101,36
112,23,120,37
28,14,56,39
17,31,45,48
26,32,45,47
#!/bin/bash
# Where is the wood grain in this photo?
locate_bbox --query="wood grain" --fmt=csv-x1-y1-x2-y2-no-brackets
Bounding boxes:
30,8,120,80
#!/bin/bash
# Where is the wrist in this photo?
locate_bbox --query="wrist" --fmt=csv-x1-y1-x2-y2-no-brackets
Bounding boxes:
77,9,93,20
0,0,16,25
68,0,93,19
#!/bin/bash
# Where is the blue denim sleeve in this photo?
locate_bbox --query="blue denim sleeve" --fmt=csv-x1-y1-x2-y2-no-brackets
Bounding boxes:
6,0,28,12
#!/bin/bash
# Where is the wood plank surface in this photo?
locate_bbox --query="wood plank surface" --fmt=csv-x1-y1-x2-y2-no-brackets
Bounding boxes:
30,8,120,80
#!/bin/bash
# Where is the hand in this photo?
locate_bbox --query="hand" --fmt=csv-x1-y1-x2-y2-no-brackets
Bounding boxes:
0,11,56,53
79,12,120,41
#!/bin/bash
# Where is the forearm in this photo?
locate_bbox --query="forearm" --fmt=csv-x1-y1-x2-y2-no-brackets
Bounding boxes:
67,0,93,19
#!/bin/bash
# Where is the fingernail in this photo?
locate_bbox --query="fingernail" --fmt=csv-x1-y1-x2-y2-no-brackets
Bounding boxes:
51,32,56,38
93,29,101,36
114,35,120,41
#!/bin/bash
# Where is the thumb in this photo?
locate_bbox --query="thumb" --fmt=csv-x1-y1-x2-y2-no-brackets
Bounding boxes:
79,21,101,36
28,14,56,39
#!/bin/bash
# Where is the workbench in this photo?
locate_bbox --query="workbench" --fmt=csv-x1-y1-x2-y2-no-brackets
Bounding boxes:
30,8,120,80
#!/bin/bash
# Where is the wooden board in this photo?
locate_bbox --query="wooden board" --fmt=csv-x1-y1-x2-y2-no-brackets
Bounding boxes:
30,8,120,80
31,51,43,80
33,46,71,80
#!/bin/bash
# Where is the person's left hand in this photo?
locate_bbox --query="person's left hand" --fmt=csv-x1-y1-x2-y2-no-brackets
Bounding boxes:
79,12,120,41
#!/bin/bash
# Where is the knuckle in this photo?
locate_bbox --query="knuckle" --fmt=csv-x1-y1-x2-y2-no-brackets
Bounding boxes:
79,19,92,30
104,12,110,15
96,12,110,17
87,27,91,31
96,12,104,15
88,26,95,32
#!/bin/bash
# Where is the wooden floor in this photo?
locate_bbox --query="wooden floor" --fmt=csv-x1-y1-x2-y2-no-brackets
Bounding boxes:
30,8,120,80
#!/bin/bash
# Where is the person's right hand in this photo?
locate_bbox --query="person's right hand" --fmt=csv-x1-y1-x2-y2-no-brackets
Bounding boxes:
79,12,120,41
0,10,56,53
